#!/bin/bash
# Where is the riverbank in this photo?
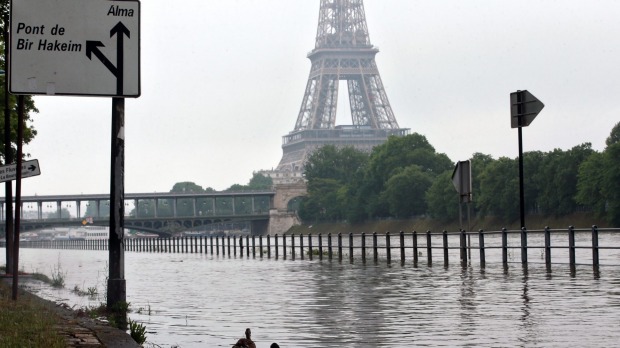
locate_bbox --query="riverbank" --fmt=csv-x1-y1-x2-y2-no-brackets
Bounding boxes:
287,212,606,235
0,278,139,347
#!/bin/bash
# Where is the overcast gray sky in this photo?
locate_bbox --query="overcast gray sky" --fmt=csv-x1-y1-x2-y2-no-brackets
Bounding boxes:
19,0,620,196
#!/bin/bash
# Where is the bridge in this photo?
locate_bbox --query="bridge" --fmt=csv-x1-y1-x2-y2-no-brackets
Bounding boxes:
0,189,302,236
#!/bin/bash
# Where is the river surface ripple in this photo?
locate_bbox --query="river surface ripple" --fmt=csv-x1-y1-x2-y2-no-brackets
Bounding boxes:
5,249,620,347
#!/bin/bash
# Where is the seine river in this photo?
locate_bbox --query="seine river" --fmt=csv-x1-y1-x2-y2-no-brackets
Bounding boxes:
4,246,620,347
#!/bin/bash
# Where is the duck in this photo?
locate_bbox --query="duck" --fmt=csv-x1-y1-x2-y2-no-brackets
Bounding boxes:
232,328,256,348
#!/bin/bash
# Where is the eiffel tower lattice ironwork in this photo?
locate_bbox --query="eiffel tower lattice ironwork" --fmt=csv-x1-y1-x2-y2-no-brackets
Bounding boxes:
275,0,409,176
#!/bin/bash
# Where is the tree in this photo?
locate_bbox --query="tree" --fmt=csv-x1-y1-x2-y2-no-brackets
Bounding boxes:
247,172,273,190
363,133,452,218
606,121,620,148
0,4,38,164
171,182,204,193
299,145,368,223
537,144,594,216
477,157,519,221
426,170,459,221
382,165,433,218
575,152,606,215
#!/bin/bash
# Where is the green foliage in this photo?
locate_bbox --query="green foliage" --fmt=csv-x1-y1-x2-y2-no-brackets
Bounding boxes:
382,165,433,218
476,157,519,221
50,262,66,288
128,319,147,344
577,138,620,225
171,181,204,193
606,121,620,148
536,144,594,216
0,11,39,164
248,172,273,190
300,145,368,222
225,173,273,192
425,170,459,221
0,281,66,347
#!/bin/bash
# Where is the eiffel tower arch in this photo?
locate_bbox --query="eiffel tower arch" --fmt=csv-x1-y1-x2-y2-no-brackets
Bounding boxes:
273,0,409,181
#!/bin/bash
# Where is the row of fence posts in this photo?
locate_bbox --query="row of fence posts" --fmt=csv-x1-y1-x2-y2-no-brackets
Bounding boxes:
14,225,608,267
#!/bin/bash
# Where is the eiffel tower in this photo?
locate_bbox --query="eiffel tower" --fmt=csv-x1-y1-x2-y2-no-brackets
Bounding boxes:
274,0,409,181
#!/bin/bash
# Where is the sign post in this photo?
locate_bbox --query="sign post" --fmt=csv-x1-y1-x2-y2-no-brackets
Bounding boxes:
510,90,544,263
10,0,140,309
452,160,472,263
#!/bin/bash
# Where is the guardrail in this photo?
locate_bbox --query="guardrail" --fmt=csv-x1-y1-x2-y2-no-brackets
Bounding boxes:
7,226,619,268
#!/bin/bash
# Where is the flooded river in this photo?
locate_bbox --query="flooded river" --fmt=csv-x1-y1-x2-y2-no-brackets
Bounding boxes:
4,248,620,347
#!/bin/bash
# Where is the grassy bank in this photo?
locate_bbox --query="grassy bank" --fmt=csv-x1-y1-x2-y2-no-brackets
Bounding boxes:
287,212,607,235
0,280,65,347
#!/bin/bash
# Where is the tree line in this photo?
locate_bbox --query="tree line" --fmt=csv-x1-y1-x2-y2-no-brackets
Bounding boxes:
298,122,620,226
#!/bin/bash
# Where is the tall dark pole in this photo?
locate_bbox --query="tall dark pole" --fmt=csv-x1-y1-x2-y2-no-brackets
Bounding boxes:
107,97,126,309
11,95,24,300
518,126,525,229
3,12,14,273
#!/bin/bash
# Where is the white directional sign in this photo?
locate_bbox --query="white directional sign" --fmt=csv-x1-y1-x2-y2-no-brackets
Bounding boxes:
0,159,41,183
10,0,140,97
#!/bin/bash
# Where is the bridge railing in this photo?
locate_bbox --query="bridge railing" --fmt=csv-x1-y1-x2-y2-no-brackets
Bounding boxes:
8,226,619,269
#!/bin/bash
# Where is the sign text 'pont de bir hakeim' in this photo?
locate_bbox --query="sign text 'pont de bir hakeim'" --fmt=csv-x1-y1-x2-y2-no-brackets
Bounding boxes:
10,0,140,97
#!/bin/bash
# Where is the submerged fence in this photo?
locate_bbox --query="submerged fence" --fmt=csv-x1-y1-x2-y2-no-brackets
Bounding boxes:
8,226,620,267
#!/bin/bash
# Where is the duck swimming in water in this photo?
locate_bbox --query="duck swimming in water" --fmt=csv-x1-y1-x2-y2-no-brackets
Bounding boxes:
232,328,256,348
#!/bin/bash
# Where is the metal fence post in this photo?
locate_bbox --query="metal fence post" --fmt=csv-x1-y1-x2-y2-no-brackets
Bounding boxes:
349,232,354,262
502,228,508,264
413,231,418,265
426,230,432,265
479,230,485,265
592,225,599,268
544,226,551,267
460,229,467,264
318,233,323,260
521,227,528,264
308,233,313,260
337,233,343,262
443,230,449,266
291,234,295,260
361,232,366,263
373,232,378,263
386,232,391,264
399,231,405,264
281,233,285,260
300,233,304,260
568,226,576,266
259,235,263,258
327,233,332,260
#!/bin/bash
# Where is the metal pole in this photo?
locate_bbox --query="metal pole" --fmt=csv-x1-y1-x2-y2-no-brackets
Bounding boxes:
11,96,24,300
3,15,13,274
107,97,126,310
518,126,526,229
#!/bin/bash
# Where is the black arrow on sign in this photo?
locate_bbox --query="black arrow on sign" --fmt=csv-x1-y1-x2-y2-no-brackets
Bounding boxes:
27,165,36,172
85,22,131,96
111,22,130,95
